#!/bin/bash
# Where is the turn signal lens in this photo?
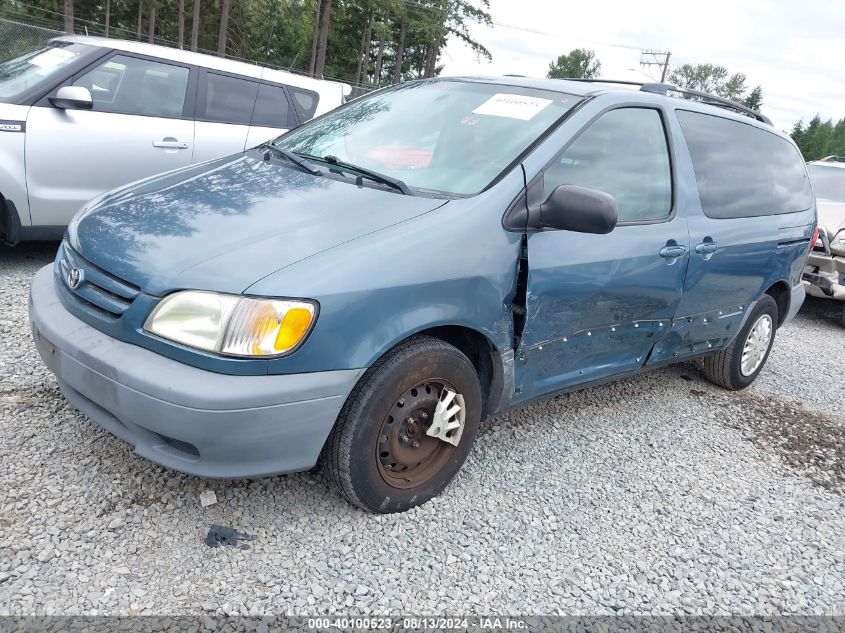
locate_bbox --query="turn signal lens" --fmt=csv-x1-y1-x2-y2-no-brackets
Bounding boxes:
275,307,314,352
145,291,317,358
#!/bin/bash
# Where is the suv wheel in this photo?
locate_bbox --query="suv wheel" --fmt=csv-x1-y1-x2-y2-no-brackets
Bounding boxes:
322,335,482,513
702,294,778,390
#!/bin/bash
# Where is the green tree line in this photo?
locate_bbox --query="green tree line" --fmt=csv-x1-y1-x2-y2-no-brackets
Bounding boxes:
791,116,845,162
546,50,764,111
0,0,491,90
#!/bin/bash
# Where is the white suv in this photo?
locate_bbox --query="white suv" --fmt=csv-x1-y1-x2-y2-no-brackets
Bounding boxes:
0,36,350,244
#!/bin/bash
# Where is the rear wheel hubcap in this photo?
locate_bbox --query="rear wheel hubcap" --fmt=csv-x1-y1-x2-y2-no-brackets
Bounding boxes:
740,314,773,376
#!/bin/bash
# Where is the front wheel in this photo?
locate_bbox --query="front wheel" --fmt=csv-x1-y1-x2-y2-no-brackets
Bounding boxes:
702,294,778,390
322,335,482,513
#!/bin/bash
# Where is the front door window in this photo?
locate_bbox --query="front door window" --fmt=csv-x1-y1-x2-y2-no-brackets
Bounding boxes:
73,54,189,118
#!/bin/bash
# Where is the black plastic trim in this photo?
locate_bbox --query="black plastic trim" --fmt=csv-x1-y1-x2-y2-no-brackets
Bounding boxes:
2,196,66,245
562,78,771,125
0,195,21,245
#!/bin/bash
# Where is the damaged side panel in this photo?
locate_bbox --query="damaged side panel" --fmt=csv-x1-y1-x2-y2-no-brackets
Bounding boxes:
513,221,691,404
512,234,529,348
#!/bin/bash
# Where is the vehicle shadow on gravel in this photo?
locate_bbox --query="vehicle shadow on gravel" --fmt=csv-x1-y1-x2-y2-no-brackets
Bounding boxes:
794,295,843,327
0,241,61,266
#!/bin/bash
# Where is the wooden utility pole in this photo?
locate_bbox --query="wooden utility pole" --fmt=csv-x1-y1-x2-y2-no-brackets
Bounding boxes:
104,0,110,37
640,50,672,82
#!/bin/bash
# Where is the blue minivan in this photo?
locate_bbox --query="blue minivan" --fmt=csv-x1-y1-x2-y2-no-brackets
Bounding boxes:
29,77,816,512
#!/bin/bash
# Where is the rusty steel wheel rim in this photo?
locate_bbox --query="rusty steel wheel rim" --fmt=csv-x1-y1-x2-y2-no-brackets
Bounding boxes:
375,380,466,490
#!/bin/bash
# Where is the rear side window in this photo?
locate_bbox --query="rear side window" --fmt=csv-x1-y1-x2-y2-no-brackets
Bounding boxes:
677,110,813,218
289,87,319,121
251,83,296,129
202,72,259,125
544,107,673,222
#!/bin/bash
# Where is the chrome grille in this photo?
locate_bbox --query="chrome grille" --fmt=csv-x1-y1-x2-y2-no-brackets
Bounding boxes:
58,244,140,318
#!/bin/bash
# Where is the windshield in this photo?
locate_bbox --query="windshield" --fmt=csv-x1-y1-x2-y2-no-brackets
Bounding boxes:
808,164,845,202
275,81,581,196
0,42,91,102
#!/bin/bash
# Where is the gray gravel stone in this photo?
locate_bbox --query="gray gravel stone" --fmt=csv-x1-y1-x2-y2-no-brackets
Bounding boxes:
1,242,844,616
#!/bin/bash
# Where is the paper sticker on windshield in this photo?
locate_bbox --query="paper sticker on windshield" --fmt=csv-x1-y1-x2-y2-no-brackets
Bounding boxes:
473,93,553,121
29,48,76,69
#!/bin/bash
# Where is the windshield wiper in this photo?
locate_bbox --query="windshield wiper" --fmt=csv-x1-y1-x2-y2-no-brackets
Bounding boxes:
263,144,322,176
315,154,412,195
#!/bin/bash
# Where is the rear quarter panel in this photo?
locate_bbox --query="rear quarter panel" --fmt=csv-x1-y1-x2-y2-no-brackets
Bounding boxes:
669,109,815,319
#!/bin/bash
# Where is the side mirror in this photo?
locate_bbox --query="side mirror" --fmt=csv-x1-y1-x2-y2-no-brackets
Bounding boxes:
49,86,93,110
534,184,618,234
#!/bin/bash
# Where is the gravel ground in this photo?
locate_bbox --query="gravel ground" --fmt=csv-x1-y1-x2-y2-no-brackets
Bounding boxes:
1,242,844,617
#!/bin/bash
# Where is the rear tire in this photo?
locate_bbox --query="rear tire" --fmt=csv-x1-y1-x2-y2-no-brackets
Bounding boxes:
322,335,482,513
702,294,778,390
840,302,845,329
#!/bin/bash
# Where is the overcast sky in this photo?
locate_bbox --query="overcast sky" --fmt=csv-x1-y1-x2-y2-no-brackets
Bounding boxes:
440,0,845,131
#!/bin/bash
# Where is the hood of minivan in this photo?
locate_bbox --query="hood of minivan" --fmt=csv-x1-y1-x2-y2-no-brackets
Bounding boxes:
68,151,447,295
817,199,845,238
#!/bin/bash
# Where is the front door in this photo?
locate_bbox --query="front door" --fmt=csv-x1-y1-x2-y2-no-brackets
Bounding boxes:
26,52,195,227
515,106,689,403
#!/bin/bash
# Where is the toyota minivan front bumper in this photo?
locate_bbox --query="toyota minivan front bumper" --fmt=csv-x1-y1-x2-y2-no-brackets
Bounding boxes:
28,265,363,479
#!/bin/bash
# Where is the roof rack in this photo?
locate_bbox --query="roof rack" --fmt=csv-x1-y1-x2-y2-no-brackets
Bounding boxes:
560,79,772,126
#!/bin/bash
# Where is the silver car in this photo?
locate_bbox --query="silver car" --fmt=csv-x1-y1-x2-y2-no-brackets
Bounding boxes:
803,157,845,325
0,36,349,244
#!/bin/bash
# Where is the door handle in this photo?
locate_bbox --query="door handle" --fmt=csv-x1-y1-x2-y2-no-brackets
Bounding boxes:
153,138,189,149
659,245,687,259
695,242,719,255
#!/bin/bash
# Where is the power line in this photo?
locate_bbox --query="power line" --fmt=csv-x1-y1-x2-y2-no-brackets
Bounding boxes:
396,0,651,52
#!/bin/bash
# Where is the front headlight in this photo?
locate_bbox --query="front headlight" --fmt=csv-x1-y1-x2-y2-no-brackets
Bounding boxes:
830,230,845,256
144,291,317,358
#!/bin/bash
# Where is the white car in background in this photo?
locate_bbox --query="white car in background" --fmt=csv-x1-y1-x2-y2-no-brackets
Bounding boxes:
0,36,350,244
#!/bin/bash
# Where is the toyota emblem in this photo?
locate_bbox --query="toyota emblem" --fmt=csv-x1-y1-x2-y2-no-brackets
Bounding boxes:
67,267,84,290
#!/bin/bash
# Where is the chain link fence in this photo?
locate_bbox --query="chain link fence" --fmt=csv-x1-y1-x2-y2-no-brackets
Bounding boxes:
0,17,61,62
0,14,373,95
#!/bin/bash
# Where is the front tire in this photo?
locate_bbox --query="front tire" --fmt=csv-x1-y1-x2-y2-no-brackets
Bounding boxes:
702,294,778,390
322,335,482,513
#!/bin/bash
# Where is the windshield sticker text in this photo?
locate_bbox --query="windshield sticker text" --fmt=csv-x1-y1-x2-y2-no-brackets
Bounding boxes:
473,93,554,121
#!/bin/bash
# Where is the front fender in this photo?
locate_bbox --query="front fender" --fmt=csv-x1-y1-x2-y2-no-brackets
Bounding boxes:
247,171,527,376
0,104,31,231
